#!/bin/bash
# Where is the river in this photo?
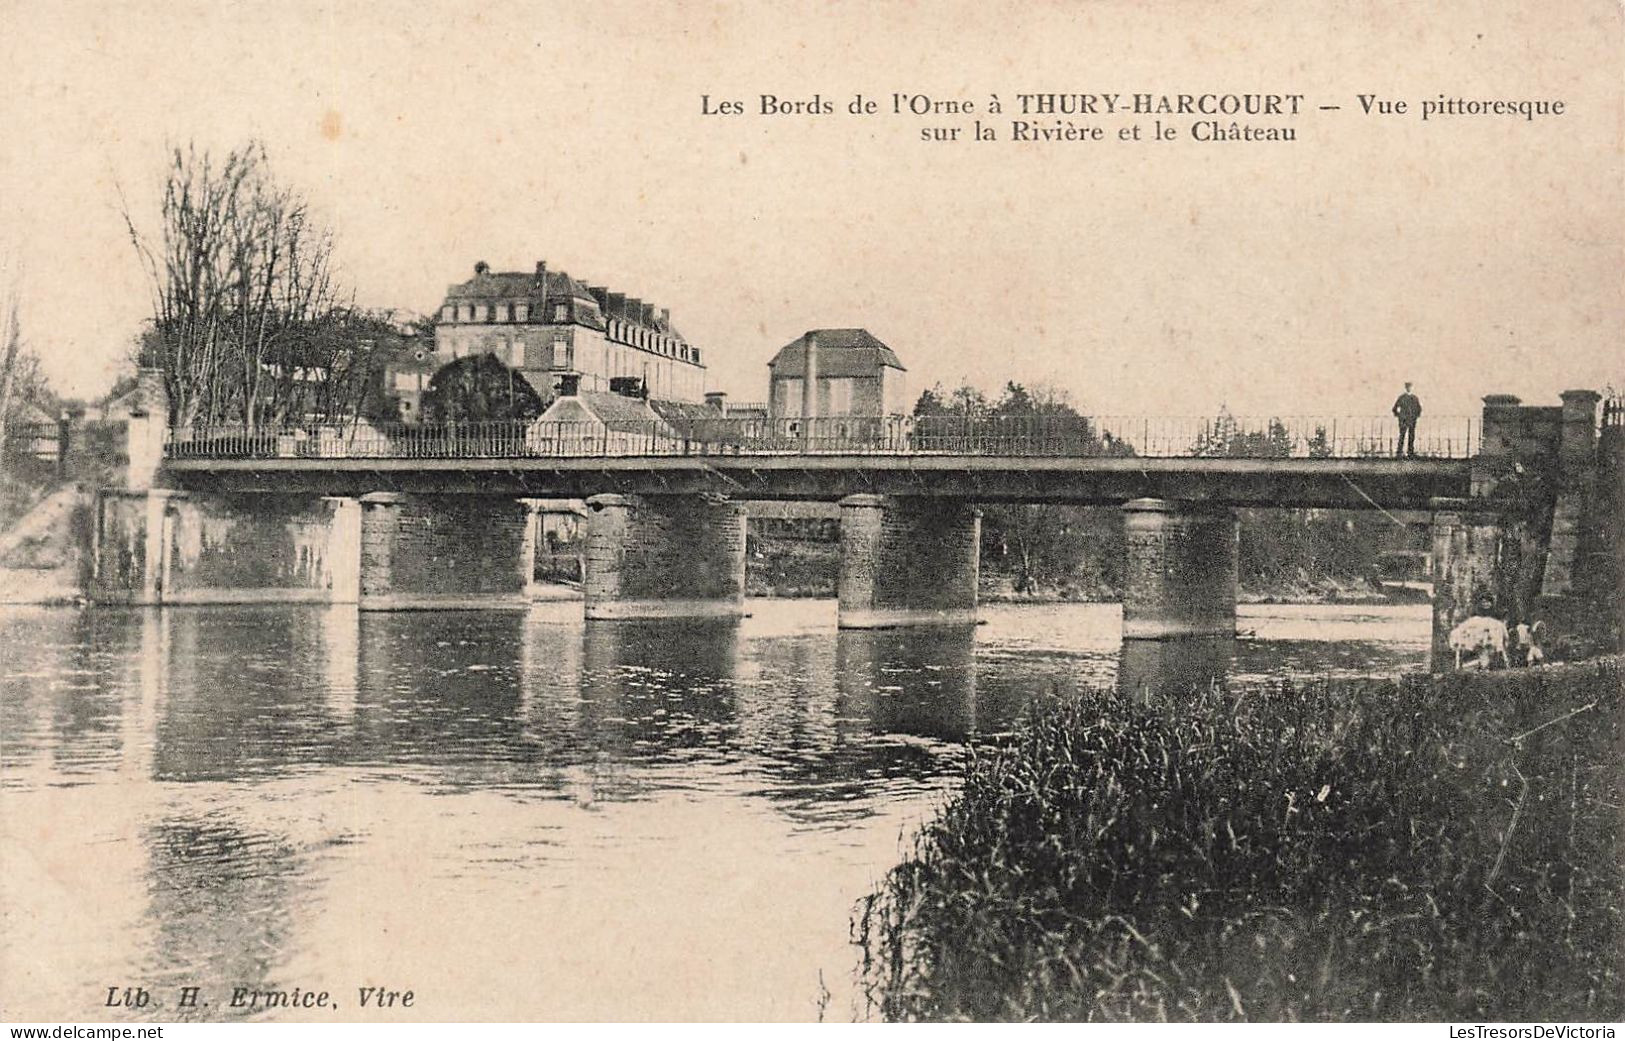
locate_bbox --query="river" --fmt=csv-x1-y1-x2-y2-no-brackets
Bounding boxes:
0,599,1429,1022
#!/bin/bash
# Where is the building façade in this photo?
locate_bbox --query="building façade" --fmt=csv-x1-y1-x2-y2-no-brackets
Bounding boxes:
434,261,707,404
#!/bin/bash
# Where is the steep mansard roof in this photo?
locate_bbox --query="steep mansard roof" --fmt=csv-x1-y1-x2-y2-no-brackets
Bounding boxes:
441,262,686,341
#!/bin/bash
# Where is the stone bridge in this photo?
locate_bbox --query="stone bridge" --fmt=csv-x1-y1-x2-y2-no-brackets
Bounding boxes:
89,381,1622,670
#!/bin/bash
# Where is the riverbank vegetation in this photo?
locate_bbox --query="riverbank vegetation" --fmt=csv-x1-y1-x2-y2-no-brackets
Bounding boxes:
855,659,1623,1021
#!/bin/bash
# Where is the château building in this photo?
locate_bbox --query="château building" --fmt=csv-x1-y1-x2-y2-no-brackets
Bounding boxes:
435,261,707,403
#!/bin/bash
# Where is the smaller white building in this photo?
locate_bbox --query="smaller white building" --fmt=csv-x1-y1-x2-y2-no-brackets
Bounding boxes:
527,382,681,456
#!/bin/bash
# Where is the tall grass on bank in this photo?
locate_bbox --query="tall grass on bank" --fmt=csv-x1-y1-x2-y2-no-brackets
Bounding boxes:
856,661,1623,1021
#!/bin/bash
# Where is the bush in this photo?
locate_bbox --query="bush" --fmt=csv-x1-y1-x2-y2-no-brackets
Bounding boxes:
856,661,1624,1021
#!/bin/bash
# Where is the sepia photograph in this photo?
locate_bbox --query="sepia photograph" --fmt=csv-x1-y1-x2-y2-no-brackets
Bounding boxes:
0,0,1621,1028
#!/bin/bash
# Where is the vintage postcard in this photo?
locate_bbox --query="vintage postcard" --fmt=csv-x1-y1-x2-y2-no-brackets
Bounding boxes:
0,0,1620,1028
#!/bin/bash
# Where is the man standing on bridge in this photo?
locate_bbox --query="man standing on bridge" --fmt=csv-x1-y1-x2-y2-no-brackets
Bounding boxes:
1392,382,1423,458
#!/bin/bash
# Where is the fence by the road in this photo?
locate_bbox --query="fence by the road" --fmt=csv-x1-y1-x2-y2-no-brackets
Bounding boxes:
163,413,1481,462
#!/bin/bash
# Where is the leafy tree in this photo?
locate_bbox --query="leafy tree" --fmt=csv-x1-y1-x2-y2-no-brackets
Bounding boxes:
997,381,1036,416
1193,408,1295,458
419,354,545,424
915,381,991,419
912,385,948,417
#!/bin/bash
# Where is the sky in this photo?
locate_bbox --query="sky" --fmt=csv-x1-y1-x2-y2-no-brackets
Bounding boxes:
0,0,1620,421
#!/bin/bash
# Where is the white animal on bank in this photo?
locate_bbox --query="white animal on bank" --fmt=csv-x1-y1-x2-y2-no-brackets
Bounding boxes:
1449,615,1508,670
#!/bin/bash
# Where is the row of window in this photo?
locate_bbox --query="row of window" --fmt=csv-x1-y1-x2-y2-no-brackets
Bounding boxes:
604,318,699,364
441,301,570,324
438,304,703,366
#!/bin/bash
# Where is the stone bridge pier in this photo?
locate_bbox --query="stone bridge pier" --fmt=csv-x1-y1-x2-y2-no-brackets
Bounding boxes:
357,493,534,610
582,493,747,619
1120,498,1239,639
836,495,981,628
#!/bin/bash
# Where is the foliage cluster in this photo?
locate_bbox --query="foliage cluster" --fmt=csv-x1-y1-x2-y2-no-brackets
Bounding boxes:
857,661,1623,1021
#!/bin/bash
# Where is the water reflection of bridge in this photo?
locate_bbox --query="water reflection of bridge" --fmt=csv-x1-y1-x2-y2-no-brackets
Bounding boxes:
0,602,1434,1021
17,607,1357,796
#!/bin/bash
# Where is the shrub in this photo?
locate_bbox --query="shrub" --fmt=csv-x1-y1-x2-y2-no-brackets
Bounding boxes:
856,661,1624,1021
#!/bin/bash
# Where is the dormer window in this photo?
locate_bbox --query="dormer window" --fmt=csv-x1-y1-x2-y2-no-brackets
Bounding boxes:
515,302,529,322
441,305,455,322
553,304,568,322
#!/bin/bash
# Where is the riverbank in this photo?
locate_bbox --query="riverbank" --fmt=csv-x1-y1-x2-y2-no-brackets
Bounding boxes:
746,539,1414,606
855,656,1624,1022
981,573,1407,606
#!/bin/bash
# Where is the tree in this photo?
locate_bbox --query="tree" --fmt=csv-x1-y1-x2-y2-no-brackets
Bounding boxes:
1192,407,1295,458
912,385,948,417
0,259,53,476
123,142,346,430
913,381,991,419
419,354,545,424
0,266,23,461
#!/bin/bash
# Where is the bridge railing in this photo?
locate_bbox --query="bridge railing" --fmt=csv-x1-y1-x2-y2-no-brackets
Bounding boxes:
162,414,1479,461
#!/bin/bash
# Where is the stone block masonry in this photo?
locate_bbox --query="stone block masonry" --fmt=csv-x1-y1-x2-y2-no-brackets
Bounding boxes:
583,494,747,619
358,493,532,611
837,495,980,628
1429,498,1507,669
91,491,359,605
1120,498,1238,639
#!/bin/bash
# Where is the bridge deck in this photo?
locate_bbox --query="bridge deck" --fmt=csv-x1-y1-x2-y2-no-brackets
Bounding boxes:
162,454,1471,509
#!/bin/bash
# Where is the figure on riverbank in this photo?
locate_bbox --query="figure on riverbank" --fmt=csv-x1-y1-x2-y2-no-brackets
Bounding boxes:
1392,382,1422,458
1512,620,1547,667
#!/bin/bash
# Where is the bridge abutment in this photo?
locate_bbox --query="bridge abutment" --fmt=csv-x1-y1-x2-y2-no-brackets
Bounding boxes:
1121,498,1238,639
836,495,980,628
1428,498,1508,669
90,490,362,605
358,493,532,610
582,493,747,619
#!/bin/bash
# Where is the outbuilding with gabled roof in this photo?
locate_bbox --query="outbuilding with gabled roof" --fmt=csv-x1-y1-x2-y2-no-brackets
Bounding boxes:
767,328,908,421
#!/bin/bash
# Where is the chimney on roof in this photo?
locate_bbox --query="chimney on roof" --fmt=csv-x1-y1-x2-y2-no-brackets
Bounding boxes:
802,331,819,423
588,286,608,307
659,307,671,326
533,261,547,287
474,261,490,275
626,297,643,323
558,373,580,397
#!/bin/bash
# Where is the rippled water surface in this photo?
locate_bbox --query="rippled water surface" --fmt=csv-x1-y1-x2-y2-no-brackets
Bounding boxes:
0,599,1429,1021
